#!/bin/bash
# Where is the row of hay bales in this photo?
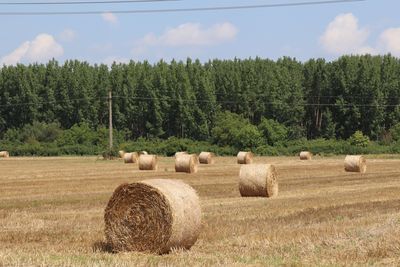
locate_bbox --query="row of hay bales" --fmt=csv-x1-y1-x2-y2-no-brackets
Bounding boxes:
103,152,367,254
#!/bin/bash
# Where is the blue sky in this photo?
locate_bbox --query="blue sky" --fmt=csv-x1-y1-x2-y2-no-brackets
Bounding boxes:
0,0,399,65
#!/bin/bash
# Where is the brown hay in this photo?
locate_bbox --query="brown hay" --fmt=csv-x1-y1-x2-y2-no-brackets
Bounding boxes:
175,151,188,158
237,151,253,164
104,179,201,254
0,151,9,158
118,150,125,158
344,155,367,173
139,155,158,171
299,151,312,160
199,152,215,164
123,152,139,164
175,154,198,173
239,164,278,197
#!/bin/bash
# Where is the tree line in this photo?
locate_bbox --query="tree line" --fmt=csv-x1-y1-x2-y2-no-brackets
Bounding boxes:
1,54,400,142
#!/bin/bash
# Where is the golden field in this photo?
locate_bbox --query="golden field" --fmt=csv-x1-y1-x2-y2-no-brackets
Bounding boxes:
0,156,400,266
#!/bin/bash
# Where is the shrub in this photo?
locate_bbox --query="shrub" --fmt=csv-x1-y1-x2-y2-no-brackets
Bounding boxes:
348,131,370,147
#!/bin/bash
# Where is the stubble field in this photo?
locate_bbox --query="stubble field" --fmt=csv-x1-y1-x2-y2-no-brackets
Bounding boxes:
0,156,400,266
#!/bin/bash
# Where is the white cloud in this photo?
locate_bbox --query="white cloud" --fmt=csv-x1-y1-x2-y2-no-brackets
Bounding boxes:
0,34,63,66
320,13,372,55
379,28,400,56
133,22,238,55
59,29,76,42
101,12,118,24
103,56,129,65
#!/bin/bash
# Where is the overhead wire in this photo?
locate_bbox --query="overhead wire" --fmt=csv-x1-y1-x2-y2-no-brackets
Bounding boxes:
0,0,366,16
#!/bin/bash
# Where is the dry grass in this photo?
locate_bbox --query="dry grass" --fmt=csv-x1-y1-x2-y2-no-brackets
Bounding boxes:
1,156,400,266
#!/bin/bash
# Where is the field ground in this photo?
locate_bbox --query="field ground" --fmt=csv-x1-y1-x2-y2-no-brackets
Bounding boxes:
1,155,400,266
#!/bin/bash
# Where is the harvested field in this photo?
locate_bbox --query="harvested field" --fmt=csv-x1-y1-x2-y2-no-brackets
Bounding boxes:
1,156,400,266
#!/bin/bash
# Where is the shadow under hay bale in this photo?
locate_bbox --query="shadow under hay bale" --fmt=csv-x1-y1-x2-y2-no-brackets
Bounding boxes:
237,151,253,164
299,151,312,160
344,155,366,173
175,154,198,173
239,164,278,197
104,179,201,254
199,152,215,164
124,152,138,164
139,155,158,171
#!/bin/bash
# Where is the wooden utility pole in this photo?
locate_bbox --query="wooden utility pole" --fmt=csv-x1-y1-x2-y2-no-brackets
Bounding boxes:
108,89,113,159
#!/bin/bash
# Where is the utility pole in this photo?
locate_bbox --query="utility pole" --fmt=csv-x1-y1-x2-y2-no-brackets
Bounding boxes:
108,89,113,159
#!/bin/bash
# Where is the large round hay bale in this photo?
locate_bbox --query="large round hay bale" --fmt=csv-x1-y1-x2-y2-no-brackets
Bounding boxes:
237,151,253,164
139,155,158,171
123,152,139,164
299,151,312,160
0,151,9,158
239,164,278,197
175,151,188,158
199,152,215,164
175,154,198,173
344,155,366,173
139,151,148,156
104,179,201,254
118,150,125,158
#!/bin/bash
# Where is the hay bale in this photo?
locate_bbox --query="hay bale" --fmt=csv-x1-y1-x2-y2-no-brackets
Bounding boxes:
199,152,215,164
139,151,148,155
239,164,278,197
123,152,139,164
175,151,188,158
175,154,198,173
104,179,201,254
344,155,366,173
237,151,253,164
299,151,312,160
0,151,9,158
139,155,158,171
118,150,125,158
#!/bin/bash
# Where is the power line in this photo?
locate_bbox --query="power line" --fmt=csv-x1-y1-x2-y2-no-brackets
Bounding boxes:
0,0,180,5
0,0,366,16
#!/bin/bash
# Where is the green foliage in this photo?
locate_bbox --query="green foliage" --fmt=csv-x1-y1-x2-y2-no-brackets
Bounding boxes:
211,111,262,150
348,131,370,147
389,123,400,142
258,118,288,145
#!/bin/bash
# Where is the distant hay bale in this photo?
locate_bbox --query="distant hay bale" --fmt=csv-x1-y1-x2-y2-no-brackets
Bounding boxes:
199,152,215,164
299,151,312,160
175,154,198,173
123,152,139,164
344,155,366,173
104,179,201,254
175,151,188,158
237,151,253,164
118,150,125,158
139,155,158,171
0,151,9,158
239,164,278,197
139,151,148,156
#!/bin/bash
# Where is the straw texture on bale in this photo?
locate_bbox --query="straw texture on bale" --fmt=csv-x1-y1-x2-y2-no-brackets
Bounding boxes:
237,151,253,164
0,151,9,158
344,155,367,173
104,179,201,254
199,152,215,164
299,151,312,160
118,150,125,158
239,164,278,197
139,155,158,170
175,154,198,173
139,151,148,155
123,152,139,164
175,151,188,158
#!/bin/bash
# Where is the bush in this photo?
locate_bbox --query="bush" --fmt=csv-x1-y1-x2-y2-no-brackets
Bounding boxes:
348,131,370,147
258,118,288,146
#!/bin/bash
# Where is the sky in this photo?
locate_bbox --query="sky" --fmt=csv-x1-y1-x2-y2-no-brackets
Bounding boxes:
0,0,399,65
